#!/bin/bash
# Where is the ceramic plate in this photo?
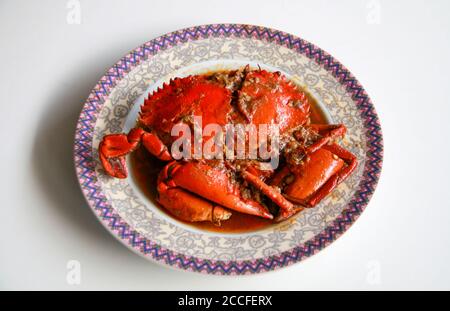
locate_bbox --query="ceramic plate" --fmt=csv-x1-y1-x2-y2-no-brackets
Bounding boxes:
74,24,383,274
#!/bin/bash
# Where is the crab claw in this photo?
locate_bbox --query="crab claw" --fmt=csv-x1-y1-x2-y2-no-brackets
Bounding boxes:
270,143,357,221
99,128,144,178
157,179,232,224
99,128,172,178
158,161,273,220
305,124,347,154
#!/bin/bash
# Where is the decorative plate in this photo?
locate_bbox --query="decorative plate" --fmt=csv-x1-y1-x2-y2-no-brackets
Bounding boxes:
74,24,383,274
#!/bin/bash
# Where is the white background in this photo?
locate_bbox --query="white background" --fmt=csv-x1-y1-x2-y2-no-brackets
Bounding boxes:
1,0,449,290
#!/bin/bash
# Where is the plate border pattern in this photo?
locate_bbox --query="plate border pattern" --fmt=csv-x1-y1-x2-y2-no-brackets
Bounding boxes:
74,24,383,274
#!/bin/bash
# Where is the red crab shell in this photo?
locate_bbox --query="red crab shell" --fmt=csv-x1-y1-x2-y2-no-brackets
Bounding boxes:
237,70,310,132
139,75,233,144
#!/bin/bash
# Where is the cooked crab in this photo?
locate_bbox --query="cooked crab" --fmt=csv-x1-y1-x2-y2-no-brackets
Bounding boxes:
99,66,357,224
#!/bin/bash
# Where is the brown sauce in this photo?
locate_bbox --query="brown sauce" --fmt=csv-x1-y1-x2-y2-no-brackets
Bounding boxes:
130,74,328,234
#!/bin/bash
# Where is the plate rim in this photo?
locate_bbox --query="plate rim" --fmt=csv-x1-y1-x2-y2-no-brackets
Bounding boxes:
73,23,384,275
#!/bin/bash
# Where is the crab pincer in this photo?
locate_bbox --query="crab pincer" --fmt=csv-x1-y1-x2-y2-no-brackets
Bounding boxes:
99,128,171,178
156,161,273,223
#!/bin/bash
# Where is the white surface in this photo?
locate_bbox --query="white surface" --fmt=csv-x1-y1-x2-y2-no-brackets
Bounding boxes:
1,0,449,290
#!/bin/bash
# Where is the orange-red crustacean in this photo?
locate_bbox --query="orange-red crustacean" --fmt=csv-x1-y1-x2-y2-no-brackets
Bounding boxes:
99,66,357,224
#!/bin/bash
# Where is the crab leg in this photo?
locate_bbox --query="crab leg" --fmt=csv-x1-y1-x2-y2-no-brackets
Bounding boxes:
305,124,346,154
241,170,300,220
99,128,171,178
159,161,273,219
